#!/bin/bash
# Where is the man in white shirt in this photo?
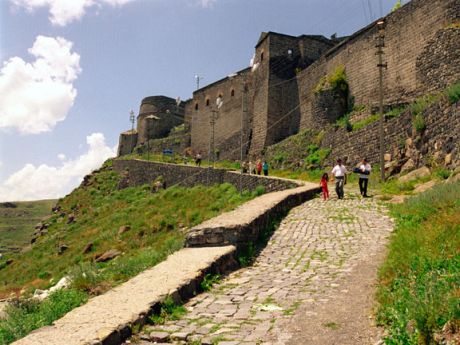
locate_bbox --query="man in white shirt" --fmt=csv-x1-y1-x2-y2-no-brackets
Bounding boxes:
331,158,347,199
358,158,371,197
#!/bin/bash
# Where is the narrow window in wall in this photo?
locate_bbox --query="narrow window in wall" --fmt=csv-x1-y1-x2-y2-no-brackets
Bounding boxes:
195,103,199,111
206,99,210,106
231,89,235,97
260,52,264,61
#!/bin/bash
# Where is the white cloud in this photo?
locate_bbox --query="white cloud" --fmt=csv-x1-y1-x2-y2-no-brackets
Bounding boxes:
0,35,81,134
57,153,66,160
10,0,135,26
0,133,116,201
198,0,216,8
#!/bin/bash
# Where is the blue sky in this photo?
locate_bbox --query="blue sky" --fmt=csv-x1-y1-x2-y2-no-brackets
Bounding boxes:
0,0,399,201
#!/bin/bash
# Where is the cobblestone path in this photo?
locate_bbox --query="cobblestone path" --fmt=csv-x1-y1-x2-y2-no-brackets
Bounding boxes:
130,193,394,345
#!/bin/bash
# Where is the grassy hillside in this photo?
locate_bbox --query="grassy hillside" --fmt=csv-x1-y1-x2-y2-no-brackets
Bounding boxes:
0,200,56,253
0,159,263,343
0,160,262,299
377,181,460,344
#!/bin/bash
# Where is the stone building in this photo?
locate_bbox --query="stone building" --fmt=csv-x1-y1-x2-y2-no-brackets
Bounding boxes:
118,0,460,163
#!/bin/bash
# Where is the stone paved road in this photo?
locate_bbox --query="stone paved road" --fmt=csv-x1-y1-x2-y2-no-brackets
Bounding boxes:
128,193,393,345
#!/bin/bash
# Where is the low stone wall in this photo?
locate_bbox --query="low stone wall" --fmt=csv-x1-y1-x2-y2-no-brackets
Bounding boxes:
12,247,238,345
186,185,320,249
113,159,299,193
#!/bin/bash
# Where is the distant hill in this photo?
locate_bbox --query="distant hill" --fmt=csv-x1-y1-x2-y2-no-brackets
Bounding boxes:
0,200,56,253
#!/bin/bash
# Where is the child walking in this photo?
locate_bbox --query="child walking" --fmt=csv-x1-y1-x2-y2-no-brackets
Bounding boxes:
320,172,329,200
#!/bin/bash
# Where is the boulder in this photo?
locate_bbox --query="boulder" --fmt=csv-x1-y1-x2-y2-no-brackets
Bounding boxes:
445,153,452,166
384,153,392,162
118,225,131,235
399,166,431,183
67,214,75,224
58,244,69,255
401,158,415,173
83,242,93,254
95,249,121,262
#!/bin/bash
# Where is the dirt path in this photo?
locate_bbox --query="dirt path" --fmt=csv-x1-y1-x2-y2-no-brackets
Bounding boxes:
130,192,394,345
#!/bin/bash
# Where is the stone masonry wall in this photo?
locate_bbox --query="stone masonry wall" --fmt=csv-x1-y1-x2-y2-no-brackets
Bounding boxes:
321,99,460,169
298,0,459,131
113,159,299,193
117,131,138,156
137,96,184,146
190,69,251,159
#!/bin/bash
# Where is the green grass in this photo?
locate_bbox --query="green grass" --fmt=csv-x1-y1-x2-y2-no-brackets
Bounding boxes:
0,160,260,344
0,289,88,344
377,181,460,344
200,274,221,292
444,82,460,104
0,200,56,252
148,296,187,325
352,114,380,131
0,162,259,299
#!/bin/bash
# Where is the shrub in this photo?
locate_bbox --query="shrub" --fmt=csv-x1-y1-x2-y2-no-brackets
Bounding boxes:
336,114,352,132
200,274,221,291
444,82,460,104
0,289,88,344
412,113,426,133
314,65,348,94
254,185,266,196
149,296,187,325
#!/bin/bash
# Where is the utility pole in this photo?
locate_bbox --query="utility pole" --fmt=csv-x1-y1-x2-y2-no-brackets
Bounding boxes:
376,19,387,182
210,109,217,168
240,81,248,194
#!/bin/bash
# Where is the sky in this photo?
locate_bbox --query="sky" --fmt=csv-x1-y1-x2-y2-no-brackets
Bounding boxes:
0,0,401,201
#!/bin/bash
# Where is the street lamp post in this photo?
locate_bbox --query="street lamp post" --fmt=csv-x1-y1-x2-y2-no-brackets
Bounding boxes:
129,109,136,153
376,19,387,182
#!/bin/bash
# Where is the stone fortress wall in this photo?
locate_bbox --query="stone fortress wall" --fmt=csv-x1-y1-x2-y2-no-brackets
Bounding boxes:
297,0,460,131
118,0,460,169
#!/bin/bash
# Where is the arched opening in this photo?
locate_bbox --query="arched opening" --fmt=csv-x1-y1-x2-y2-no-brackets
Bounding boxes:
195,103,199,111
231,89,235,97
206,99,210,106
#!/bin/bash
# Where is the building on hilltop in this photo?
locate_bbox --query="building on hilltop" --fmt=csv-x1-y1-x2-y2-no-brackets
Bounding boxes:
118,0,460,165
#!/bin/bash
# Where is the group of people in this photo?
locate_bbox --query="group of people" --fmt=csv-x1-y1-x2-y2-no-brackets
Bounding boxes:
242,160,269,176
320,158,371,201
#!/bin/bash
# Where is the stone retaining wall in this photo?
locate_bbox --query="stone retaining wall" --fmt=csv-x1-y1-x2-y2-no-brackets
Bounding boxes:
322,99,460,169
186,185,320,250
113,159,299,193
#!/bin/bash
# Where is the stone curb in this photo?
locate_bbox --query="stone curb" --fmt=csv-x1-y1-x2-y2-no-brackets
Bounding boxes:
186,184,320,249
12,247,238,345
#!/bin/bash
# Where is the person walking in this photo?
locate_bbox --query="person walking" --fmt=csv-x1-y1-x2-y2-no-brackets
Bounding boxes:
195,152,202,166
358,158,371,197
331,158,347,199
320,172,329,201
248,161,254,175
262,161,269,176
256,159,262,175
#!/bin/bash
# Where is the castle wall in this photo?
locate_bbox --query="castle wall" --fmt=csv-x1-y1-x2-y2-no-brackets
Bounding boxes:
321,98,460,170
136,96,184,146
265,35,334,148
190,69,251,160
247,37,271,157
117,131,138,156
297,0,459,131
